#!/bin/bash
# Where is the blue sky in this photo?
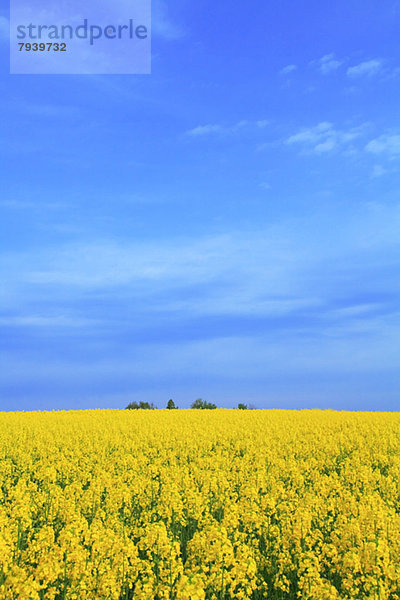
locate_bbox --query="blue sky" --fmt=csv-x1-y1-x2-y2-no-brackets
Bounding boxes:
1,0,400,411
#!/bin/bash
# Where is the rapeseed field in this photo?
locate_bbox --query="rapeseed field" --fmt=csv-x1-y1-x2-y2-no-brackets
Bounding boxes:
0,409,399,600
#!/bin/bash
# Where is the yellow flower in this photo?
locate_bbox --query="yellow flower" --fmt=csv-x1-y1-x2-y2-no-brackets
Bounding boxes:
0,408,400,598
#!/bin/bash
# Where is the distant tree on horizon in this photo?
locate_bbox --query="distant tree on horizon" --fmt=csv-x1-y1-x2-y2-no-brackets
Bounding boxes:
191,398,217,410
166,399,177,409
238,403,248,410
126,401,156,410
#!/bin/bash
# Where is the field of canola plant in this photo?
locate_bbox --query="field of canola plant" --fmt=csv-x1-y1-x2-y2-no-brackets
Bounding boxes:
1,409,400,600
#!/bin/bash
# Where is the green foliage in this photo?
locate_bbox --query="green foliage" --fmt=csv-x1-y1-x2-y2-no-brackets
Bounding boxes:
238,403,248,410
125,401,155,410
191,398,217,410
166,399,177,409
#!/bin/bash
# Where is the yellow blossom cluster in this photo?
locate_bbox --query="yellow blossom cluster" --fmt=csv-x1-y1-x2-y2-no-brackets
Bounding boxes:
1,409,400,599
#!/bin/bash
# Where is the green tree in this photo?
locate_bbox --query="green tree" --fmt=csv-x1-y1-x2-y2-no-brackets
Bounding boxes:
191,398,217,410
166,399,177,409
126,401,139,410
125,401,155,410
238,403,248,410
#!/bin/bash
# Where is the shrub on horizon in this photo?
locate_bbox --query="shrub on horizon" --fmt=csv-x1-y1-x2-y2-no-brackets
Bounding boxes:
126,401,156,410
191,398,217,410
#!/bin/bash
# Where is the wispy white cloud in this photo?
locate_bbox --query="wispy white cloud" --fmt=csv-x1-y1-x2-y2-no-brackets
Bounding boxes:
2,203,399,314
21,232,296,292
280,64,297,75
3,310,400,388
0,315,96,328
326,303,383,319
0,330,385,390
187,124,224,137
287,122,333,147
366,134,400,157
371,164,388,178
312,53,343,75
286,122,366,154
21,103,81,119
0,199,67,210
347,59,383,77
2,203,400,401
186,120,269,137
